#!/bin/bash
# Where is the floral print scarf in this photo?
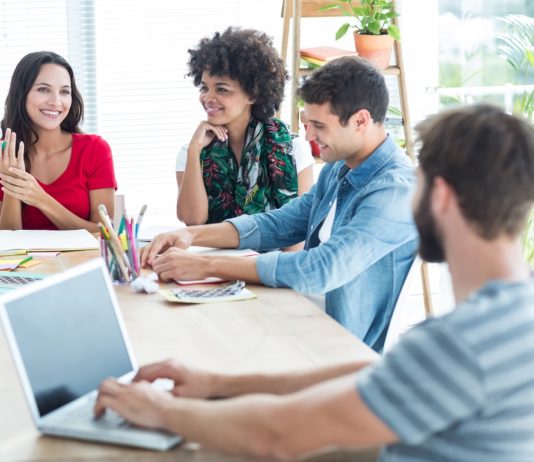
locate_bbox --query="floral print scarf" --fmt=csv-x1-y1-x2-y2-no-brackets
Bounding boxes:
200,117,298,223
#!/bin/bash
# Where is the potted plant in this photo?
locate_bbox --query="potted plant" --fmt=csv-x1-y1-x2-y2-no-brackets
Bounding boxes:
322,0,400,69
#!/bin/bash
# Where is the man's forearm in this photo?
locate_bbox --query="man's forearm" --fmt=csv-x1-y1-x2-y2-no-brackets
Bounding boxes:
211,361,373,397
204,255,261,283
189,222,241,249
162,369,394,459
165,394,286,458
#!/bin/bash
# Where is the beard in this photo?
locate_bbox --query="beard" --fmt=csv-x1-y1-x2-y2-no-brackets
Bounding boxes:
414,187,445,263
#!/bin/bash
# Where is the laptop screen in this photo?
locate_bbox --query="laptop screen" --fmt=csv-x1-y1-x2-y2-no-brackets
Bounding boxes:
4,265,133,417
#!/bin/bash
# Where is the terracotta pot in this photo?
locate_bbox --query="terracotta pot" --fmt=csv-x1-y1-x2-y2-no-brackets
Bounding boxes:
353,33,394,69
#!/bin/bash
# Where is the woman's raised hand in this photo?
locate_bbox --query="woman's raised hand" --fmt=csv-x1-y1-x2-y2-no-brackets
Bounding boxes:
0,128,25,175
189,121,228,150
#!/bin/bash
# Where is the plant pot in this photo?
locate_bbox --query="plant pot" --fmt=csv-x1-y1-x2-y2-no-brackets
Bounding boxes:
353,33,394,69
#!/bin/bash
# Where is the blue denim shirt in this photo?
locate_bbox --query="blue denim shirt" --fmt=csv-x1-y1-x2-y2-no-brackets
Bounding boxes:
228,135,418,352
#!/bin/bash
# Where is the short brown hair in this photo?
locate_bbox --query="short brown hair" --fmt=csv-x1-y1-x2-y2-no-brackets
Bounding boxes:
416,104,534,239
298,56,388,125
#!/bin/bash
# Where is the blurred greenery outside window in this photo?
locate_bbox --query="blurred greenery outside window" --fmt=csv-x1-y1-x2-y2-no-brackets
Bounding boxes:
437,0,534,265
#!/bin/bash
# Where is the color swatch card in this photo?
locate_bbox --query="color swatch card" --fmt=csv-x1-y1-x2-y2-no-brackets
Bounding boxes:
160,280,256,304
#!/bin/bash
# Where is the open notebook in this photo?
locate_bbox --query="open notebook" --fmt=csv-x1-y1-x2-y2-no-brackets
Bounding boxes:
0,230,99,252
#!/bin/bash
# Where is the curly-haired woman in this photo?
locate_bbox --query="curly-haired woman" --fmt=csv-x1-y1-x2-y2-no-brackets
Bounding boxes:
176,27,314,225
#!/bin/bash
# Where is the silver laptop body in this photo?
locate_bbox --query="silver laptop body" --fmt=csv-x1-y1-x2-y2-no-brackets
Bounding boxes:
0,258,181,451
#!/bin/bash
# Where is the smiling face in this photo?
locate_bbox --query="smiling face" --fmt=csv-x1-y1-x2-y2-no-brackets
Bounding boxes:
198,71,253,129
25,63,72,133
302,102,363,166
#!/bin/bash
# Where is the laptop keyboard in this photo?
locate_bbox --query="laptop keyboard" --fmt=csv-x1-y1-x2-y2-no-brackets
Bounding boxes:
0,274,42,285
66,404,130,428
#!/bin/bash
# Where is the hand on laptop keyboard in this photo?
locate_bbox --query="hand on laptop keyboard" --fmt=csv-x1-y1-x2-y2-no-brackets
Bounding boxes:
66,399,130,429
95,408,130,428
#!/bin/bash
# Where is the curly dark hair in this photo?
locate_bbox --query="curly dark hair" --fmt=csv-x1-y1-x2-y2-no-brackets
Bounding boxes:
187,27,288,122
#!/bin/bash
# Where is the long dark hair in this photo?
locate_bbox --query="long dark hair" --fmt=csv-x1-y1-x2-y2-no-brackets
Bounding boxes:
1,51,84,171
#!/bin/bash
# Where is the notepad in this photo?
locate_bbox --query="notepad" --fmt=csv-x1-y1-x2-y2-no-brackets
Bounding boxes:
0,230,99,252
0,257,40,270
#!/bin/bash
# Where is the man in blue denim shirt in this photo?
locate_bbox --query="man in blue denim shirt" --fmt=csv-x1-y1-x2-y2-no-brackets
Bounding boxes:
141,57,418,352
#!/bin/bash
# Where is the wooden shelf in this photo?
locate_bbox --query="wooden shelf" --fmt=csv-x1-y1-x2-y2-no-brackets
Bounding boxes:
299,65,401,76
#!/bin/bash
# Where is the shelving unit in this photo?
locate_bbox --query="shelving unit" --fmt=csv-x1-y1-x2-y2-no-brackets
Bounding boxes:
280,0,433,318
280,0,414,160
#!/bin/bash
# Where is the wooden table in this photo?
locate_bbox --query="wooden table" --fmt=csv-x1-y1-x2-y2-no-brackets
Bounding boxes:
0,251,378,462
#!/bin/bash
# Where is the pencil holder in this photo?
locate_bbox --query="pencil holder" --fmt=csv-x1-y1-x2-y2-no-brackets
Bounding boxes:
99,236,129,284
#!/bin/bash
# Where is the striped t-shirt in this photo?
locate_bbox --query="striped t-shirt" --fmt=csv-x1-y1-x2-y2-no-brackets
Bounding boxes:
357,278,534,461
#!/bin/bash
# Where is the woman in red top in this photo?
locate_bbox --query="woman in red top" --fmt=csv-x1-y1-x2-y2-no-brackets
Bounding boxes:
0,51,116,231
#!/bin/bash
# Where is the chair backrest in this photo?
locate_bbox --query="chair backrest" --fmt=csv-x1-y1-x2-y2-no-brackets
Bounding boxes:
113,193,125,228
383,256,425,352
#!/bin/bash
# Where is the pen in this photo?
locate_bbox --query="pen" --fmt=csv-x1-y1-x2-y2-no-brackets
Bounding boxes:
135,204,147,238
12,256,33,270
98,222,110,241
118,214,126,236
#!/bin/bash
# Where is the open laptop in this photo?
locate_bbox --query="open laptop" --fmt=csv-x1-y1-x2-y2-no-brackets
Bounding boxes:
0,258,181,451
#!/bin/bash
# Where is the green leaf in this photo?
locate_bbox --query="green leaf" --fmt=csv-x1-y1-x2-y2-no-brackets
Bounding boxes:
335,23,351,40
368,20,381,34
387,105,402,117
388,24,401,41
